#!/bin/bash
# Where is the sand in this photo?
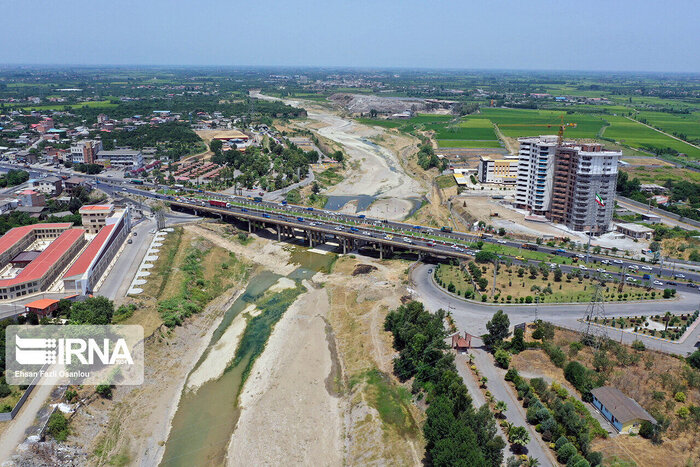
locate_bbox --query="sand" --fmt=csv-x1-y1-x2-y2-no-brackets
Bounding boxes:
267,277,296,293
185,311,247,392
226,283,343,466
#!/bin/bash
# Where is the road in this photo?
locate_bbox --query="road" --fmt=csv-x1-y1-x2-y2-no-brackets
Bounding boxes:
469,341,557,465
616,198,698,231
625,116,700,153
411,263,700,356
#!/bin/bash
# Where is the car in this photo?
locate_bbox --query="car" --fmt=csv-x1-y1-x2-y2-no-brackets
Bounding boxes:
596,268,606,273
601,259,611,265
515,256,525,261
550,263,557,269
641,266,653,271
654,281,664,286
335,226,343,231
675,273,686,279
627,278,638,283
668,281,678,286
576,254,584,259
384,235,393,240
580,265,587,270
556,248,566,254
497,240,507,244
613,259,623,264
403,237,413,243
628,265,639,270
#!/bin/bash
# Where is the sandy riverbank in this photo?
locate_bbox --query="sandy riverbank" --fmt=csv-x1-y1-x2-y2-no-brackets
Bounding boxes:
226,282,343,466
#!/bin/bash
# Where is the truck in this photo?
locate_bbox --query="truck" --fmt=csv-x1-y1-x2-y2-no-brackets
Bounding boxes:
440,226,453,233
208,199,228,208
522,243,539,251
253,196,263,202
131,179,144,185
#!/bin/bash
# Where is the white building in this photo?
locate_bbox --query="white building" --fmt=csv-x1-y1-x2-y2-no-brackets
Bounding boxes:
515,135,558,215
96,149,144,168
70,140,102,164
477,155,519,184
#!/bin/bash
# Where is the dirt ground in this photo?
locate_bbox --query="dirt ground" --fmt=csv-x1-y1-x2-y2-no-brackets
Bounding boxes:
621,157,674,167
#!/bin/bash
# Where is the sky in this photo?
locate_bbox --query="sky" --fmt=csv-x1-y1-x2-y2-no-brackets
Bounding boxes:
1,0,699,72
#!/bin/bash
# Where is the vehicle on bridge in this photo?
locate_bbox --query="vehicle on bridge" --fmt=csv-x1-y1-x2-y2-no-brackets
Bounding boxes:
522,243,539,251
209,199,229,208
440,226,453,233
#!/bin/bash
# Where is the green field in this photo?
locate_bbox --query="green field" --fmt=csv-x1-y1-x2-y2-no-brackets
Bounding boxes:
20,100,118,111
432,118,498,141
635,111,700,141
472,108,607,139
603,115,700,159
438,140,502,148
356,118,403,128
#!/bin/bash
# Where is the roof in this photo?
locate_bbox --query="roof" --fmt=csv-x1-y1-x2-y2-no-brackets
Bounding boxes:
616,223,653,233
25,298,59,310
64,176,87,184
97,149,141,156
16,206,46,213
37,176,61,183
79,204,113,213
18,190,38,196
0,223,72,256
49,211,74,218
0,228,85,288
64,224,115,278
591,386,657,425
11,251,41,263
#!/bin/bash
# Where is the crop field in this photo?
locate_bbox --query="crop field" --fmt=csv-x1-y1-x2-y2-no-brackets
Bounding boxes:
635,111,700,141
473,108,607,139
603,115,700,159
432,118,497,141
438,140,502,148
21,100,118,111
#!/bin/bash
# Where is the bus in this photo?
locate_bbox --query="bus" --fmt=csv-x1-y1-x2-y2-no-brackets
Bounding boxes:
131,179,144,185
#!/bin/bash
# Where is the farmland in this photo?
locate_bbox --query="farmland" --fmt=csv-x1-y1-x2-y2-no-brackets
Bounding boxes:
635,111,700,142
603,115,700,159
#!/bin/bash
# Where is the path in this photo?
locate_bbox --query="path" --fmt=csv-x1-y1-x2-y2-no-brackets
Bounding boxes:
616,198,698,231
469,341,557,465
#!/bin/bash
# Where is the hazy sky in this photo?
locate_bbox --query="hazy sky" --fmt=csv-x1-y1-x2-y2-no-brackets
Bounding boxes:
2,0,698,72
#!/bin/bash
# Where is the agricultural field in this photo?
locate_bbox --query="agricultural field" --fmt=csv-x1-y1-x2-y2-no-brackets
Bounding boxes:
473,108,607,139
635,111,700,142
622,166,700,185
603,115,700,159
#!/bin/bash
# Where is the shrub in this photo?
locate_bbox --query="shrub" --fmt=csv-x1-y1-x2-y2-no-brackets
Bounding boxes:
494,349,511,369
631,340,645,351
555,435,569,451
557,442,577,463
47,411,69,442
639,420,656,440
0,383,11,398
674,391,686,402
688,350,700,370
677,406,690,418
96,384,112,399
530,378,547,394
586,451,603,466
505,368,520,382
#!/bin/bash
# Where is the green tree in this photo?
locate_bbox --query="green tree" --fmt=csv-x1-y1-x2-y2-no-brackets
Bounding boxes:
508,425,530,450
47,411,69,441
485,310,510,347
68,296,114,325
494,348,511,369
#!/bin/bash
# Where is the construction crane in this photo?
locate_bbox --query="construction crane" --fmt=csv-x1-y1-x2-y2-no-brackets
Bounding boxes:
557,114,577,147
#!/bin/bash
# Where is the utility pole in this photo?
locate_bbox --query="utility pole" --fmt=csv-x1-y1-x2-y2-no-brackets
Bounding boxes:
585,229,592,264
492,258,498,297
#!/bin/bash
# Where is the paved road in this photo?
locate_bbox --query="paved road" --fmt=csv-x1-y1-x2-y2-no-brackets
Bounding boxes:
411,263,700,356
616,198,698,231
469,341,557,465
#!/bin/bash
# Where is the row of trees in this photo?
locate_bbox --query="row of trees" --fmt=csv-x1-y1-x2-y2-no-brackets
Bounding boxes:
0,169,29,188
384,301,505,466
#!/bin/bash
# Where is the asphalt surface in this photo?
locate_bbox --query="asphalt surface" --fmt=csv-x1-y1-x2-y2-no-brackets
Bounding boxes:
411,263,700,356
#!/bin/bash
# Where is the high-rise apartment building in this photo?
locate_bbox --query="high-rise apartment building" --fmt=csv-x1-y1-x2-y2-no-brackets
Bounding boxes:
516,136,620,233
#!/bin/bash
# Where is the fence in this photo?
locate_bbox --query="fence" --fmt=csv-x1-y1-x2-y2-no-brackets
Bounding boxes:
0,364,47,422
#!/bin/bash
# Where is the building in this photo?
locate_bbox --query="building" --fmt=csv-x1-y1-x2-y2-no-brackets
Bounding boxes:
32,176,63,196
451,332,472,351
477,155,518,184
64,176,89,196
70,140,102,164
516,136,558,215
591,386,656,434
17,190,46,207
97,149,143,168
641,213,661,224
549,142,620,233
615,222,654,240
0,224,86,300
79,204,114,234
63,207,131,295
516,136,620,233
16,206,46,219
24,298,59,317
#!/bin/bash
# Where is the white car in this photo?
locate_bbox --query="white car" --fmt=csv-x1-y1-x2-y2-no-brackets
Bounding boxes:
550,263,557,269
576,254,585,259
641,266,653,271
654,281,664,286
601,259,611,265
596,268,606,273
628,265,639,270
403,237,413,243
675,274,686,279
580,266,587,270
334,226,343,231
497,240,507,244
613,259,623,264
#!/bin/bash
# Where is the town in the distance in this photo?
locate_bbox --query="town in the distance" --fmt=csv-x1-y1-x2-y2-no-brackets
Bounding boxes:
0,66,699,467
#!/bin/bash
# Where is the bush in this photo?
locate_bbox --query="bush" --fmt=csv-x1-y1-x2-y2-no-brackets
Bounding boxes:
639,420,656,440
674,391,686,402
505,368,520,382
631,339,645,351
555,435,569,451
494,349,511,369
557,442,577,463
96,384,112,399
47,411,69,441
586,451,603,466
544,342,567,368
0,383,11,398
677,406,689,418
565,361,593,396
688,350,700,370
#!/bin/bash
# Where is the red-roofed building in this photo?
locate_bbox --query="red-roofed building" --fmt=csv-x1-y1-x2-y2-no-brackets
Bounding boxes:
451,332,472,351
24,298,59,316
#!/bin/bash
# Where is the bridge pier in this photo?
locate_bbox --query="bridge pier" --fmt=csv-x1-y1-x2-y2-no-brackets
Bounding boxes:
247,220,252,233
276,224,281,242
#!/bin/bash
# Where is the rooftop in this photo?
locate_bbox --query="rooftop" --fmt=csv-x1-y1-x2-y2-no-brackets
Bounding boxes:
0,223,73,257
615,222,654,233
591,386,657,425
79,204,114,213
24,298,59,310
0,228,85,287
64,224,115,278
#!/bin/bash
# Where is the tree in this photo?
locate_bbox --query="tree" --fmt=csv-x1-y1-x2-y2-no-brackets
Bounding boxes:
510,328,525,353
649,241,661,253
311,181,321,195
96,384,112,398
480,376,488,388
494,400,508,418
47,411,69,442
557,442,577,464
532,320,555,341
564,361,593,395
553,267,563,282
508,425,530,450
688,350,700,370
477,277,489,291
485,310,510,346
68,296,114,325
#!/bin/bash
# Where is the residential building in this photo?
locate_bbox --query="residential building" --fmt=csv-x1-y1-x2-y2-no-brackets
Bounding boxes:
64,176,89,196
96,149,143,168
515,136,558,215
32,176,63,196
477,155,518,184
591,386,656,434
516,136,620,233
17,190,46,207
79,204,114,234
24,298,60,316
70,140,102,164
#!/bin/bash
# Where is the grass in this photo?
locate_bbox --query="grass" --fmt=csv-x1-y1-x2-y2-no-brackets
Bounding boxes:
19,100,118,111
635,111,700,141
350,368,418,437
474,108,607,139
356,118,403,129
604,115,700,159
315,167,344,187
435,174,457,189
437,139,503,148
622,166,700,184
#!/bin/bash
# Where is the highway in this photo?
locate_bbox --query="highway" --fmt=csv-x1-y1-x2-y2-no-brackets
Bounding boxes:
4,162,699,294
